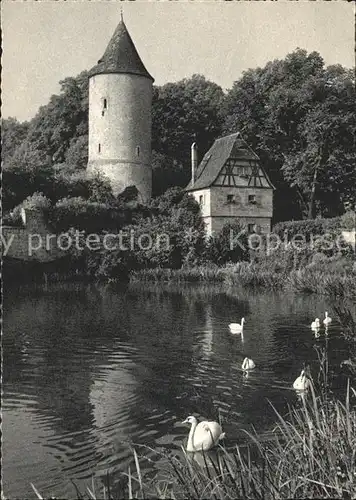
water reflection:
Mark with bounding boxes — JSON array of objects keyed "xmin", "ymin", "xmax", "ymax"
[{"xmin": 3, "ymin": 282, "xmax": 352, "ymax": 499}]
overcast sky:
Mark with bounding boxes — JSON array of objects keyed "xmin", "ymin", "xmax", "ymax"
[{"xmin": 2, "ymin": 1, "xmax": 354, "ymax": 123}]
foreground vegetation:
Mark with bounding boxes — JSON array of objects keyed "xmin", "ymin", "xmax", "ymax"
[
  {"xmin": 128, "ymin": 388, "xmax": 356, "ymax": 499},
  {"xmin": 31, "ymin": 382, "xmax": 356, "ymax": 499}
]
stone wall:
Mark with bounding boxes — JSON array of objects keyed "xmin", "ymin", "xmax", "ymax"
[
  {"xmin": 190, "ymin": 189, "xmax": 211, "ymax": 218},
  {"xmin": 206, "ymin": 216, "xmax": 271, "ymax": 235},
  {"xmin": 1, "ymin": 209, "xmax": 65, "ymax": 262},
  {"xmin": 210, "ymin": 186, "xmax": 273, "ymax": 219},
  {"xmin": 191, "ymin": 186, "xmax": 273, "ymax": 236}
]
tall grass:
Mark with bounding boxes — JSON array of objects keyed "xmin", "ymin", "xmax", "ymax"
[
  {"xmin": 333, "ymin": 304, "xmax": 356, "ymax": 342},
  {"xmin": 31, "ymin": 384, "xmax": 356, "ymax": 499},
  {"xmin": 130, "ymin": 265, "xmax": 227, "ymax": 283},
  {"xmin": 131, "ymin": 263, "xmax": 355, "ymax": 299},
  {"xmin": 289, "ymin": 270, "xmax": 356, "ymax": 300},
  {"xmin": 146, "ymin": 385, "xmax": 356, "ymax": 499}
]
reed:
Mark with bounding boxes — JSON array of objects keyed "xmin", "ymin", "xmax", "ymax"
[
  {"xmin": 130, "ymin": 265, "xmax": 226, "ymax": 283},
  {"xmin": 289, "ymin": 270, "xmax": 356, "ymax": 300},
  {"xmin": 30, "ymin": 384, "xmax": 356, "ymax": 499},
  {"xmin": 131, "ymin": 264, "xmax": 355, "ymax": 300}
]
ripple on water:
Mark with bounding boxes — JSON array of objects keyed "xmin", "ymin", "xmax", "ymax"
[
  {"xmin": 3, "ymin": 283, "xmax": 350, "ymax": 499},
  {"xmin": 3, "ymin": 392, "xmax": 40, "ymax": 411}
]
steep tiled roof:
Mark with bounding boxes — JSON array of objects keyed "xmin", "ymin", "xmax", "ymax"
[
  {"xmin": 186, "ymin": 132, "xmax": 272, "ymax": 191},
  {"xmin": 89, "ymin": 20, "xmax": 154, "ymax": 81}
]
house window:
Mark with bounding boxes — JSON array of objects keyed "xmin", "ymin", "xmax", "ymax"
[
  {"xmin": 136, "ymin": 146, "xmax": 140, "ymax": 157},
  {"xmin": 248, "ymin": 223, "xmax": 255, "ymax": 233},
  {"xmin": 248, "ymin": 194, "xmax": 256, "ymax": 204},
  {"xmin": 227, "ymin": 194, "xmax": 235, "ymax": 204},
  {"xmin": 199, "ymin": 195, "xmax": 204, "ymax": 206},
  {"xmin": 98, "ymin": 143, "xmax": 101, "ymax": 153}
]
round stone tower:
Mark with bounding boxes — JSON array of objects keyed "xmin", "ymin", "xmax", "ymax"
[{"xmin": 87, "ymin": 18, "xmax": 154, "ymax": 202}]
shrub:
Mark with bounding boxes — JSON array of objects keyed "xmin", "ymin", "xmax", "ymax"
[
  {"xmin": 273, "ymin": 214, "xmax": 354, "ymax": 241},
  {"xmin": 50, "ymin": 196, "xmax": 126, "ymax": 233},
  {"xmin": 340, "ymin": 210, "xmax": 356, "ymax": 231},
  {"xmin": 273, "ymin": 215, "xmax": 354, "ymax": 258},
  {"xmin": 53, "ymin": 171, "xmax": 91, "ymax": 200},
  {"xmin": 22, "ymin": 191, "xmax": 52, "ymax": 210},
  {"xmin": 205, "ymin": 222, "xmax": 249, "ymax": 265},
  {"xmin": 3, "ymin": 192, "xmax": 52, "ymax": 226},
  {"xmin": 63, "ymin": 187, "xmax": 207, "ymax": 279}
]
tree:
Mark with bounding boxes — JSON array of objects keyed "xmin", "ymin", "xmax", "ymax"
[
  {"xmin": 25, "ymin": 72, "xmax": 89, "ymax": 164},
  {"xmin": 2, "ymin": 72, "xmax": 90, "ymax": 210},
  {"xmin": 152, "ymin": 75, "xmax": 225, "ymax": 187},
  {"xmin": 151, "ymin": 150, "xmax": 186, "ymax": 196},
  {"xmin": 63, "ymin": 135, "xmax": 89, "ymax": 172},
  {"xmin": 1, "ymin": 117, "xmax": 29, "ymax": 160},
  {"xmin": 223, "ymin": 49, "xmax": 355, "ymax": 219},
  {"xmin": 2, "ymin": 143, "xmax": 55, "ymax": 210},
  {"xmin": 282, "ymin": 69, "xmax": 356, "ymax": 218}
]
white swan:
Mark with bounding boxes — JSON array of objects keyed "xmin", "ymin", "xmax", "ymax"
[
  {"xmin": 323, "ymin": 312, "xmax": 332, "ymax": 326},
  {"xmin": 311, "ymin": 318, "xmax": 320, "ymax": 329},
  {"xmin": 293, "ymin": 369, "xmax": 310, "ymax": 391},
  {"xmin": 182, "ymin": 416, "xmax": 225, "ymax": 452},
  {"xmin": 229, "ymin": 318, "xmax": 245, "ymax": 334},
  {"xmin": 242, "ymin": 357, "xmax": 255, "ymax": 371}
]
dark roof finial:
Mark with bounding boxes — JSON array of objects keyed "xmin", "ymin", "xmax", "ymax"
[
  {"xmin": 89, "ymin": 16, "xmax": 154, "ymax": 81},
  {"xmin": 120, "ymin": 7, "xmax": 123, "ymax": 23}
]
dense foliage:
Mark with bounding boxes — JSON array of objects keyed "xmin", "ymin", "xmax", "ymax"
[
  {"xmin": 3, "ymin": 49, "xmax": 354, "ymax": 220},
  {"xmin": 151, "ymin": 75, "xmax": 225, "ymax": 193},
  {"xmin": 273, "ymin": 212, "xmax": 355, "ymax": 239},
  {"xmin": 223, "ymin": 50, "xmax": 356, "ymax": 219}
]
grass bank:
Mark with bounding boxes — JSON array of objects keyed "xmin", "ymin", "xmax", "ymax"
[{"xmin": 131, "ymin": 260, "xmax": 356, "ymax": 300}]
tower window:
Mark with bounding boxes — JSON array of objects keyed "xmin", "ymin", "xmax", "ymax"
[
  {"xmin": 102, "ymin": 98, "xmax": 108, "ymax": 116},
  {"xmin": 248, "ymin": 223, "xmax": 255, "ymax": 233},
  {"xmin": 98, "ymin": 143, "xmax": 101, "ymax": 153},
  {"xmin": 136, "ymin": 146, "xmax": 140, "ymax": 157},
  {"xmin": 199, "ymin": 195, "xmax": 204, "ymax": 206},
  {"xmin": 248, "ymin": 194, "xmax": 256, "ymax": 204},
  {"xmin": 227, "ymin": 194, "xmax": 235, "ymax": 204}
]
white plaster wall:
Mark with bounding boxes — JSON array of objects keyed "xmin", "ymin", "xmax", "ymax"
[{"xmin": 88, "ymin": 73, "xmax": 152, "ymax": 201}]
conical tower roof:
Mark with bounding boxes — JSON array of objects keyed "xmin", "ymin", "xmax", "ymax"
[{"xmin": 89, "ymin": 20, "xmax": 154, "ymax": 81}]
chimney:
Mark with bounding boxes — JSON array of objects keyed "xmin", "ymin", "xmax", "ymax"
[{"xmin": 191, "ymin": 142, "xmax": 198, "ymax": 187}]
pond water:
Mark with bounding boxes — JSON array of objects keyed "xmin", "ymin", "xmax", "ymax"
[{"xmin": 3, "ymin": 282, "xmax": 353, "ymax": 498}]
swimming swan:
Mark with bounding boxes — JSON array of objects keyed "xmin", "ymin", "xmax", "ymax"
[
  {"xmin": 182, "ymin": 416, "xmax": 225, "ymax": 452},
  {"xmin": 293, "ymin": 369, "xmax": 310, "ymax": 391},
  {"xmin": 323, "ymin": 312, "xmax": 332, "ymax": 326},
  {"xmin": 242, "ymin": 357, "xmax": 255, "ymax": 371},
  {"xmin": 229, "ymin": 318, "xmax": 245, "ymax": 334},
  {"xmin": 311, "ymin": 318, "xmax": 320, "ymax": 329}
]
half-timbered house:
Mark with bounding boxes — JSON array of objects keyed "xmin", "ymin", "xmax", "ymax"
[{"xmin": 186, "ymin": 132, "xmax": 275, "ymax": 235}]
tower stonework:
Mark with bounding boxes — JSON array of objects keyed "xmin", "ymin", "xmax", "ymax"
[{"xmin": 87, "ymin": 20, "xmax": 154, "ymax": 202}]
